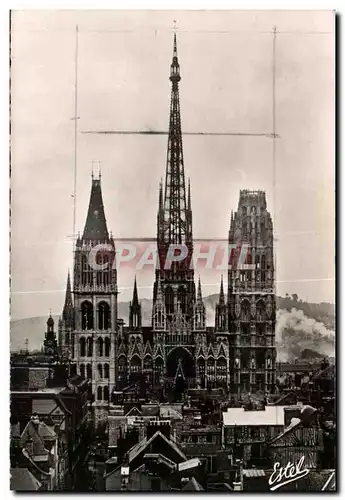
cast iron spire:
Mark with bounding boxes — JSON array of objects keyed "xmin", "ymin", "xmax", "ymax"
[{"xmin": 159, "ymin": 32, "xmax": 192, "ymax": 246}]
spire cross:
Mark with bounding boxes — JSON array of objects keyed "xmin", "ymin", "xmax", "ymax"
[
  {"xmin": 89, "ymin": 160, "xmax": 102, "ymax": 179},
  {"xmin": 97, "ymin": 160, "xmax": 102, "ymax": 178},
  {"xmin": 89, "ymin": 160, "xmax": 95, "ymax": 178}
]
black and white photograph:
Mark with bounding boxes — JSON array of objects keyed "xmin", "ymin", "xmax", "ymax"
[{"xmin": 9, "ymin": 9, "xmax": 336, "ymax": 492}]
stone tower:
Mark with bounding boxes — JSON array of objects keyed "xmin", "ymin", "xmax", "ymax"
[
  {"xmin": 228, "ymin": 190, "xmax": 276, "ymax": 397},
  {"xmin": 44, "ymin": 314, "xmax": 58, "ymax": 357},
  {"xmin": 72, "ymin": 174, "xmax": 118, "ymax": 422}
]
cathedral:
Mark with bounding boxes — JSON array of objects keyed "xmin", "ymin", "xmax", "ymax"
[{"xmin": 57, "ymin": 33, "xmax": 277, "ymax": 420}]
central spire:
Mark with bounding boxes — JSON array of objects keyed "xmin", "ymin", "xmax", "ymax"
[
  {"xmin": 159, "ymin": 32, "xmax": 192, "ymax": 246},
  {"xmin": 153, "ymin": 32, "xmax": 195, "ymax": 324}
]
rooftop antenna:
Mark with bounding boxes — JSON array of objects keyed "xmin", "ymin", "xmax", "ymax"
[{"xmin": 71, "ymin": 25, "xmax": 80, "ymax": 255}]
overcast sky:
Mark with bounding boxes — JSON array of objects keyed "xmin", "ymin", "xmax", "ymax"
[{"xmin": 11, "ymin": 10, "xmax": 335, "ymax": 320}]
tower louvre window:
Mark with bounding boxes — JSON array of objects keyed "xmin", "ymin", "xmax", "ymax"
[
  {"xmin": 87, "ymin": 337, "xmax": 93, "ymax": 356},
  {"xmin": 98, "ymin": 301, "xmax": 110, "ymax": 330},
  {"xmin": 105, "ymin": 337, "xmax": 110, "ymax": 357},
  {"xmin": 79, "ymin": 338, "xmax": 86, "ymax": 357},
  {"xmin": 81, "ymin": 301, "xmax": 93, "ymax": 330},
  {"xmin": 97, "ymin": 337, "xmax": 104, "ymax": 357}
]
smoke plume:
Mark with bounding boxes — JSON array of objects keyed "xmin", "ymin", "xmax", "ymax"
[{"xmin": 276, "ymin": 307, "xmax": 335, "ymax": 362}]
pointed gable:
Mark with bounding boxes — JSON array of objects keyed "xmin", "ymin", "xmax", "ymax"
[
  {"xmin": 208, "ymin": 345, "xmax": 215, "ymax": 358},
  {"xmin": 196, "ymin": 345, "xmax": 205, "ymax": 358},
  {"xmin": 144, "ymin": 341, "xmax": 152, "ymax": 355},
  {"xmin": 218, "ymin": 343, "xmax": 227, "ymax": 359}
]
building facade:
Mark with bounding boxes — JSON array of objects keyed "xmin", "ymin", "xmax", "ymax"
[{"xmin": 58, "ymin": 33, "xmax": 277, "ymax": 419}]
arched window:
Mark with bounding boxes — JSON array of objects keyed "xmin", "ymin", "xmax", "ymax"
[
  {"xmin": 87, "ymin": 337, "xmax": 93, "ymax": 357},
  {"xmin": 80, "ymin": 338, "xmax": 86, "ymax": 357},
  {"xmin": 105, "ymin": 337, "xmax": 110, "ymax": 357},
  {"xmin": 118, "ymin": 356, "xmax": 127, "ymax": 375},
  {"xmin": 178, "ymin": 286, "xmax": 187, "ymax": 314},
  {"xmin": 241, "ymin": 300, "xmax": 250, "ymax": 322},
  {"xmin": 86, "ymin": 363, "xmax": 92, "ymax": 379},
  {"xmin": 98, "ymin": 302, "xmax": 110, "ymax": 330},
  {"xmin": 154, "ymin": 357, "xmax": 164, "ymax": 383},
  {"xmin": 97, "ymin": 386, "xmax": 103, "ymax": 401},
  {"xmin": 96, "ymin": 251, "xmax": 110, "ymax": 287},
  {"xmin": 97, "ymin": 337, "xmax": 104, "ymax": 357},
  {"xmin": 104, "ymin": 385, "xmax": 109, "ymax": 402},
  {"xmin": 257, "ymin": 301, "xmax": 266, "ymax": 322},
  {"xmin": 81, "ymin": 254, "xmax": 93, "ymax": 287},
  {"xmin": 165, "ymin": 286, "xmax": 174, "ymax": 315},
  {"xmin": 104, "ymin": 363, "xmax": 109, "ymax": 379},
  {"xmin": 81, "ymin": 301, "xmax": 93, "ymax": 330},
  {"xmin": 81, "ymin": 254, "xmax": 88, "ymax": 286},
  {"xmin": 144, "ymin": 356, "xmax": 151, "ymax": 371},
  {"xmin": 80, "ymin": 364, "xmax": 85, "ymax": 378},
  {"xmin": 98, "ymin": 364, "xmax": 103, "ymax": 378},
  {"xmin": 130, "ymin": 356, "xmax": 141, "ymax": 373}
]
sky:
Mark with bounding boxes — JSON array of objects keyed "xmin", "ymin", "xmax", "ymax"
[{"xmin": 10, "ymin": 10, "xmax": 335, "ymax": 320}]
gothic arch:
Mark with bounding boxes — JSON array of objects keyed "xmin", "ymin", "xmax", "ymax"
[
  {"xmin": 86, "ymin": 363, "xmax": 92, "ymax": 379},
  {"xmin": 118, "ymin": 355, "xmax": 127, "ymax": 375},
  {"xmin": 105, "ymin": 337, "xmax": 111, "ymax": 357},
  {"xmin": 130, "ymin": 355, "xmax": 141, "ymax": 373},
  {"xmin": 104, "ymin": 363, "xmax": 110, "ymax": 379},
  {"xmin": 166, "ymin": 346, "xmax": 195, "ymax": 379},
  {"xmin": 81, "ymin": 301, "xmax": 94, "ymax": 330},
  {"xmin": 79, "ymin": 337, "xmax": 86, "ymax": 357},
  {"xmin": 87, "ymin": 337, "xmax": 93, "ymax": 357},
  {"xmin": 97, "ymin": 386, "xmax": 103, "ymax": 401},
  {"xmin": 98, "ymin": 301, "xmax": 110, "ymax": 330},
  {"xmin": 256, "ymin": 300, "xmax": 266, "ymax": 322},
  {"xmin": 104, "ymin": 385, "xmax": 109, "ymax": 401},
  {"xmin": 178, "ymin": 286, "xmax": 187, "ymax": 314},
  {"xmin": 241, "ymin": 299, "xmax": 251, "ymax": 322},
  {"xmin": 144, "ymin": 355, "xmax": 152, "ymax": 371},
  {"xmin": 97, "ymin": 363, "xmax": 103, "ymax": 378},
  {"xmin": 80, "ymin": 364, "xmax": 85, "ymax": 378},
  {"xmin": 97, "ymin": 337, "xmax": 104, "ymax": 357}
]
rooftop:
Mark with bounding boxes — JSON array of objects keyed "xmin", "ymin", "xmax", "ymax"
[{"xmin": 223, "ymin": 406, "xmax": 285, "ymax": 427}]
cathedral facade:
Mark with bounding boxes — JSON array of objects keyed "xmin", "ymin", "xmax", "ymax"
[{"xmin": 57, "ymin": 33, "xmax": 276, "ymax": 418}]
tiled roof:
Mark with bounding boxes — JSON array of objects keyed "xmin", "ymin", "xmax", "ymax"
[{"xmin": 10, "ymin": 468, "xmax": 42, "ymax": 491}]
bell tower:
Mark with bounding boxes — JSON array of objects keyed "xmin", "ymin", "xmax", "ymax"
[
  {"xmin": 73, "ymin": 174, "xmax": 118, "ymax": 422},
  {"xmin": 228, "ymin": 190, "xmax": 276, "ymax": 397}
]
